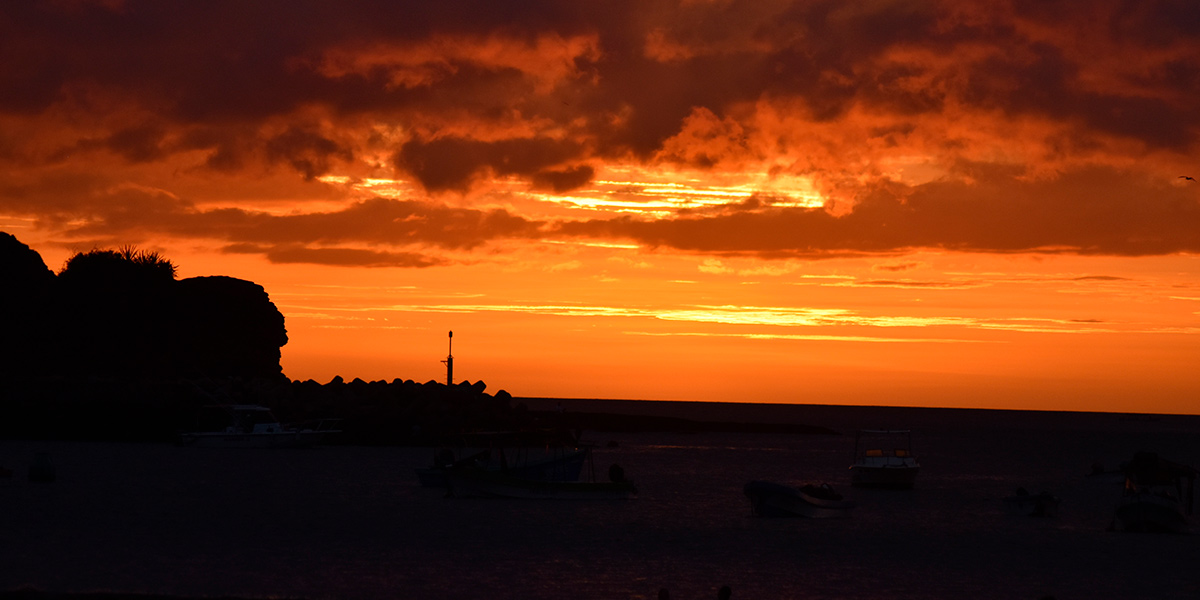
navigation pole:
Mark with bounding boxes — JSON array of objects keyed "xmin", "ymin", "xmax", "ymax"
[{"xmin": 441, "ymin": 330, "xmax": 454, "ymax": 385}]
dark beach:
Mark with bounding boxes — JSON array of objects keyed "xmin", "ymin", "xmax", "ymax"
[{"xmin": 4, "ymin": 399, "xmax": 1199, "ymax": 600}]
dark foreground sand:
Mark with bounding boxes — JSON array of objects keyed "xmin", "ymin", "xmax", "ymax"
[{"xmin": 4, "ymin": 401, "xmax": 1200, "ymax": 599}]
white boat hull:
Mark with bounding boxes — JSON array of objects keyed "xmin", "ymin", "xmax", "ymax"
[{"xmin": 179, "ymin": 405, "xmax": 339, "ymax": 448}]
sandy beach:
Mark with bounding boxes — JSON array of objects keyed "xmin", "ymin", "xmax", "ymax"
[{"xmin": 3, "ymin": 401, "xmax": 1199, "ymax": 599}]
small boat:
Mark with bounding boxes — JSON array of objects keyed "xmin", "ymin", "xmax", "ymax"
[
  {"xmin": 444, "ymin": 442, "xmax": 635, "ymax": 500},
  {"xmin": 849, "ymin": 429, "xmax": 920, "ymax": 489},
  {"xmin": 744, "ymin": 480, "xmax": 856, "ymax": 518},
  {"xmin": 1109, "ymin": 451, "xmax": 1196, "ymax": 533},
  {"xmin": 178, "ymin": 404, "xmax": 341, "ymax": 448},
  {"xmin": 415, "ymin": 429, "xmax": 588, "ymax": 488},
  {"xmin": 416, "ymin": 446, "xmax": 589, "ymax": 488},
  {"xmin": 1003, "ymin": 487, "xmax": 1061, "ymax": 517},
  {"xmin": 443, "ymin": 466, "xmax": 637, "ymax": 500}
]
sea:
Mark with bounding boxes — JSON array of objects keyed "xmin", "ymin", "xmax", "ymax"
[{"xmin": 2, "ymin": 399, "xmax": 1199, "ymax": 600}]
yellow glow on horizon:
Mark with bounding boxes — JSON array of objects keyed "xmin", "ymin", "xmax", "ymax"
[
  {"xmin": 629, "ymin": 331, "xmax": 986, "ymax": 344},
  {"xmin": 315, "ymin": 165, "xmax": 826, "ymax": 220},
  {"xmin": 272, "ymin": 297, "xmax": 1175, "ymax": 337},
  {"xmin": 539, "ymin": 239, "xmax": 641, "ymax": 249}
]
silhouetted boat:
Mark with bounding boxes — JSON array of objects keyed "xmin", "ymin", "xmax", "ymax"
[
  {"xmin": 850, "ymin": 429, "xmax": 920, "ymax": 489},
  {"xmin": 178, "ymin": 404, "xmax": 341, "ymax": 448},
  {"xmin": 744, "ymin": 480, "xmax": 856, "ymax": 518},
  {"xmin": 415, "ymin": 429, "xmax": 588, "ymax": 488},
  {"xmin": 439, "ymin": 436, "xmax": 635, "ymax": 499},
  {"xmin": 443, "ymin": 466, "xmax": 637, "ymax": 499},
  {"xmin": 1003, "ymin": 488, "xmax": 1061, "ymax": 517},
  {"xmin": 416, "ymin": 446, "xmax": 589, "ymax": 488},
  {"xmin": 1109, "ymin": 452, "xmax": 1195, "ymax": 533}
]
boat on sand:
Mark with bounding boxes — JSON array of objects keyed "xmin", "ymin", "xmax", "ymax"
[
  {"xmin": 415, "ymin": 429, "xmax": 589, "ymax": 488},
  {"xmin": 744, "ymin": 480, "xmax": 856, "ymax": 518},
  {"xmin": 1109, "ymin": 451, "xmax": 1195, "ymax": 533},
  {"xmin": 442, "ymin": 441, "xmax": 636, "ymax": 500}
]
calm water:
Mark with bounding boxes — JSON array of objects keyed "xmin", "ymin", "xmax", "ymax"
[{"xmin": 3, "ymin": 401, "xmax": 1200, "ymax": 599}]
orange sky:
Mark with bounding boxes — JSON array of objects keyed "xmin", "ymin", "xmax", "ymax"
[{"xmin": 2, "ymin": 0, "xmax": 1199, "ymax": 414}]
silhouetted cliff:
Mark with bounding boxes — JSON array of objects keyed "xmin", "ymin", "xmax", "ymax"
[
  {"xmin": 0, "ymin": 232, "xmax": 831, "ymax": 444},
  {"xmin": 175, "ymin": 276, "xmax": 288, "ymax": 380},
  {"xmin": 0, "ymin": 232, "xmax": 527, "ymax": 443},
  {"xmin": 0, "ymin": 233, "xmax": 57, "ymax": 377},
  {"xmin": 0, "ymin": 233, "xmax": 287, "ymax": 381}
]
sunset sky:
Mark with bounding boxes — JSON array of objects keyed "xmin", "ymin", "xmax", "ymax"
[{"xmin": 2, "ymin": 0, "xmax": 1198, "ymax": 414}]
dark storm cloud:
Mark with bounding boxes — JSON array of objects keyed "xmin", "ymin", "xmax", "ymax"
[
  {"xmin": 93, "ymin": 124, "xmax": 170, "ymax": 163},
  {"xmin": 223, "ymin": 243, "xmax": 447, "ymax": 268},
  {"xmin": 394, "ymin": 136, "xmax": 588, "ymax": 193},
  {"xmin": 264, "ymin": 127, "xmax": 354, "ymax": 181},
  {"xmin": 553, "ymin": 165, "xmax": 1200, "ymax": 257},
  {"xmin": 960, "ymin": 42, "xmax": 1192, "ymax": 150},
  {"xmin": 531, "ymin": 165, "xmax": 595, "ymax": 193},
  {"xmin": 2, "ymin": 0, "xmax": 1200, "ymax": 261},
  {"xmin": 170, "ymin": 198, "xmax": 544, "ymax": 252},
  {"xmin": 4, "ymin": 0, "xmax": 1199, "ymax": 153},
  {"xmin": 6, "ymin": 181, "xmax": 544, "ymax": 263}
]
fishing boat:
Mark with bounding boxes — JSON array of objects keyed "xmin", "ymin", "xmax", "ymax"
[
  {"xmin": 849, "ymin": 429, "xmax": 920, "ymax": 489},
  {"xmin": 178, "ymin": 404, "xmax": 341, "ymax": 448},
  {"xmin": 1109, "ymin": 451, "xmax": 1195, "ymax": 533},
  {"xmin": 744, "ymin": 480, "xmax": 856, "ymax": 518}
]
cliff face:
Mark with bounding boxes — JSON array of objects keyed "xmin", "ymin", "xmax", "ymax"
[
  {"xmin": 0, "ymin": 232, "xmax": 288, "ymax": 381},
  {"xmin": 175, "ymin": 276, "xmax": 288, "ymax": 380},
  {"xmin": 0, "ymin": 232, "xmax": 58, "ymax": 376},
  {"xmin": 0, "ymin": 232, "xmax": 527, "ymax": 445}
]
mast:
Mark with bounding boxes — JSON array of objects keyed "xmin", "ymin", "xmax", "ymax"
[{"xmin": 441, "ymin": 330, "xmax": 454, "ymax": 385}]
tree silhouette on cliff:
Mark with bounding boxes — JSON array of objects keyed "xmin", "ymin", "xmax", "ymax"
[{"xmin": 57, "ymin": 246, "xmax": 181, "ymax": 378}]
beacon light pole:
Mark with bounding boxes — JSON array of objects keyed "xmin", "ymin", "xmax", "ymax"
[{"xmin": 441, "ymin": 330, "xmax": 453, "ymax": 385}]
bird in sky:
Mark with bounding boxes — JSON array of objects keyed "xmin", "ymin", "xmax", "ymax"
[{"xmin": 1180, "ymin": 175, "xmax": 1195, "ymax": 181}]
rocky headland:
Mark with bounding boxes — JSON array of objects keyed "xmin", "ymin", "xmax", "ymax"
[{"xmin": 1, "ymin": 231, "xmax": 832, "ymax": 444}]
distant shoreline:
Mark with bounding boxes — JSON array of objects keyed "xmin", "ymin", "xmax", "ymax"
[
  {"xmin": 522, "ymin": 401, "xmax": 841, "ymax": 436},
  {"xmin": 515, "ymin": 396, "xmax": 1200, "ymax": 435}
]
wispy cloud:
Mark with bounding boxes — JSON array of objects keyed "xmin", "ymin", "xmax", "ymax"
[
  {"xmin": 829, "ymin": 279, "xmax": 990, "ymax": 290},
  {"xmin": 287, "ymin": 301, "xmax": 1158, "ymax": 336},
  {"xmin": 628, "ymin": 331, "xmax": 985, "ymax": 344}
]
